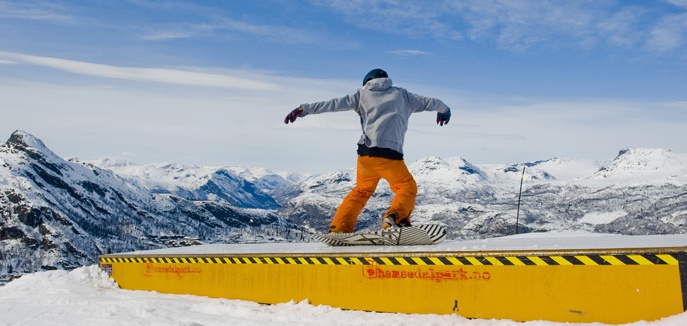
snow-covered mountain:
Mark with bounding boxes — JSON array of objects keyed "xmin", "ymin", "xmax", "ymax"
[
  {"xmin": 90, "ymin": 159, "xmax": 280, "ymax": 209},
  {"xmin": 592, "ymin": 148, "xmax": 687, "ymax": 182},
  {"xmin": 280, "ymin": 148, "xmax": 687, "ymax": 239},
  {"xmin": 89, "ymin": 160, "xmax": 308, "ymax": 208},
  {"xmin": 2, "ymin": 130, "xmax": 687, "ymax": 276},
  {"xmin": 0, "ymin": 131, "xmax": 307, "ymax": 275}
]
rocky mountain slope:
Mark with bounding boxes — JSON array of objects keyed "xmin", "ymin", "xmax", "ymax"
[{"xmin": 0, "ymin": 131, "xmax": 306, "ymax": 275}]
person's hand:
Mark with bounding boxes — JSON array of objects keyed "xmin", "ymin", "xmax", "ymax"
[
  {"xmin": 436, "ymin": 110, "xmax": 451, "ymax": 126},
  {"xmin": 284, "ymin": 107, "xmax": 304, "ymax": 124}
]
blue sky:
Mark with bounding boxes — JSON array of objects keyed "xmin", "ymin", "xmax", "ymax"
[{"xmin": 1, "ymin": 0, "xmax": 687, "ymax": 173}]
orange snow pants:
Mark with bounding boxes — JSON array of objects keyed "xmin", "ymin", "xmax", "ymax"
[{"xmin": 329, "ymin": 156, "xmax": 417, "ymax": 233}]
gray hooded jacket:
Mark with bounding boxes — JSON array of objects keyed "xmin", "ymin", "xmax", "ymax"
[{"xmin": 300, "ymin": 78, "xmax": 450, "ymax": 155}]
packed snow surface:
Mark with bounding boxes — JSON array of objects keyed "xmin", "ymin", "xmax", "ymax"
[
  {"xmin": 579, "ymin": 211, "xmax": 627, "ymax": 225},
  {"xmin": 117, "ymin": 231, "xmax": 687, "ymax": 256},
  {"xmin": 3, "ymin": 232, "xmax": 687, "ymax": 326}
]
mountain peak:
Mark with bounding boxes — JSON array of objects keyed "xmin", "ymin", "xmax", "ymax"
[
  {"xmin": 6, "ymin": 130, "xmax": 49, "ymax": 152},
  {"xmin": 615, "ymin": 147, "xmax": 672, "ymax": 159},
  {"xmin": 594, "ymin": 147, "xmax": 687, "ymax": 181},
  {"xmin": 606, "ymin": 147, "xmax": 675, "ymax": 168},
  {"xmin": 3, "ymin": 130, "xmax": 65, "ymax": 169}
]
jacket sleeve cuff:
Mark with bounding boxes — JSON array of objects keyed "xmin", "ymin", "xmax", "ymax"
[{"xmin": 298, "ymin": 104, "xmax": 310, "ymax": 116}]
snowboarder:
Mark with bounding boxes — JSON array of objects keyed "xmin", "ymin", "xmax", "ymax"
[{"xmin": 284, "ymin": 68, "xmax": 451, "ymax": 233}]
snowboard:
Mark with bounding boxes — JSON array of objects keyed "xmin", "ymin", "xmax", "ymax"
[{"xmin": 312, "ymin": 223, "xmax": 446, "ymax": 246}]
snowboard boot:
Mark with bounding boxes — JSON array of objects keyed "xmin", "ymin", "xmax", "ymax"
[{"xmin": 382, "ymin": 212, "xmax": 411, "ymax": 230}]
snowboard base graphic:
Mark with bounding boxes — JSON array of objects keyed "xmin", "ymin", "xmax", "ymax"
[{"xmin": 312, "ymin": 224, "xmax": 446, "ymax": 246}]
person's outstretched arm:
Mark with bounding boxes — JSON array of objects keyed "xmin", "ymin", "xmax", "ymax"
[
  {"xmin": 406, "ymin": 92, "xmax": 451, "ymax": 126},
  {"xmin": 283, "ymin": 92, "xmax": 360, "ymax": 124}
]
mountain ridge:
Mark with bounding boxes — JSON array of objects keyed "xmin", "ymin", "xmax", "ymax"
[
  {"xmin": 2, "ymin": 130, "xmax": 687, "ymax": 276},
  {"xmin": 1, "ymin": 131, "xmax": 306, "ymax": 275}
]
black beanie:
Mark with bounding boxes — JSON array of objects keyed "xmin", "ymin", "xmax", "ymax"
[{"xmin": 363, "ymin": 69, "xmax": 388, "ymax": 86}]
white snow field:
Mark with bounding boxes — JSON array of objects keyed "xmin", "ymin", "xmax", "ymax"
[{"xmin": 3, "ymin": 232, "xmax": 687, "ymax": 326}]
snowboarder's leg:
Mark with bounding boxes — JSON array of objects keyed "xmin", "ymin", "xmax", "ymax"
[
  {"xmin": 329, "ymin": 157, "xmax": 380, "ymax": 233},
  {"xmin": 377, "ymin": 158, "xmax": 417, "ymax": 224}
]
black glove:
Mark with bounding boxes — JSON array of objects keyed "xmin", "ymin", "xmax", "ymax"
[
  {"xmin": 284, "ymin": 107, "xmax": 304, "ymax": 124},
  {"xmin": 436, "ymin": 110, "xmax": 451, "ymax": 126}
]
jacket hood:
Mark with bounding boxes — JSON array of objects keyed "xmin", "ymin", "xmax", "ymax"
[{"xmin": 363, "ymin": 77, "xmax": 393, "ymax": 91}]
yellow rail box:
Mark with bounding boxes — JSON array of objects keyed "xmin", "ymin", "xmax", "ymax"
[{"xmin": 100, "ymin": 237, "xmax": 687, "ymax": 324}]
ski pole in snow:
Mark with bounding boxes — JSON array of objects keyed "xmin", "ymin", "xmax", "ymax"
[{"xmin": 515, "ymin": 166, "xmax": 526, "ymax": 235}]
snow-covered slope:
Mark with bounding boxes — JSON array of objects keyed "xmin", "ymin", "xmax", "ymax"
[
  {"xmin": 592, "ymin": 148, "xmax": 687, "ymax": 184},
  {"xmin": 480, "ymin": 157, "xmax": 605, "ymax": 184},
  {"xmin": 0, "ymin": 131, "xmax": 305, "ymax": 275},
  {"xmin": 3, "ymin": 233, "xmax": 687, "ymax": 326},
  {"xmin": 91, "ymin": 159, "xmax": 281, "ymax": 209}
]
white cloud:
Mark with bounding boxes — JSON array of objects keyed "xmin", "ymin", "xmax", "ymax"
[
  {"xmin": 314, "ymin": 0, "xmax": 687, "ymax": 54},
  {"xmin": 140, "ymin": 25, "xmax": 211, "ymax": 41},
  {"xmin": 140, "ymin": 17, "xmax": 328, "ymax": 45},
  {"xmin": 597, "ymin": 7, "xmax": 647, "ymax": 48},
  {"xmin": 318, "ymin": 0, "xmax": 455, "ymax": 38},
  {"xmin": 441, "ymin": 1, "xmax": 620, "ymax": 51},
  {"xmin": 664, "ymin": 0, "xmax": 687, "ymax": 9},
  {"xmin": 389, "ymin": 50, "xmax": 431, "ymax": 56},
  {"xmin": 646, "ymin": 13, "xmax": 687, "ymax": 52},
  {"xmin": 0, "ymin": 51, "xmax": 280, "ymax": 91},
  {"xmin": 124, "ymin": 0, "xmax": 325, "ymax": 44},
  {"xmin": 0, "ymin": 1, "xmax": 74, "ymax": 23}
]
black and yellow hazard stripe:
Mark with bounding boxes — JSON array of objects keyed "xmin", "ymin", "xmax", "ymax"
[
  {"xmin": 99, "ymin": 252, "xmax": 684, "ymax": 266},
  {"xmin": 99, "ymin": 251, "xmax": 687, "ymax": 313}
]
